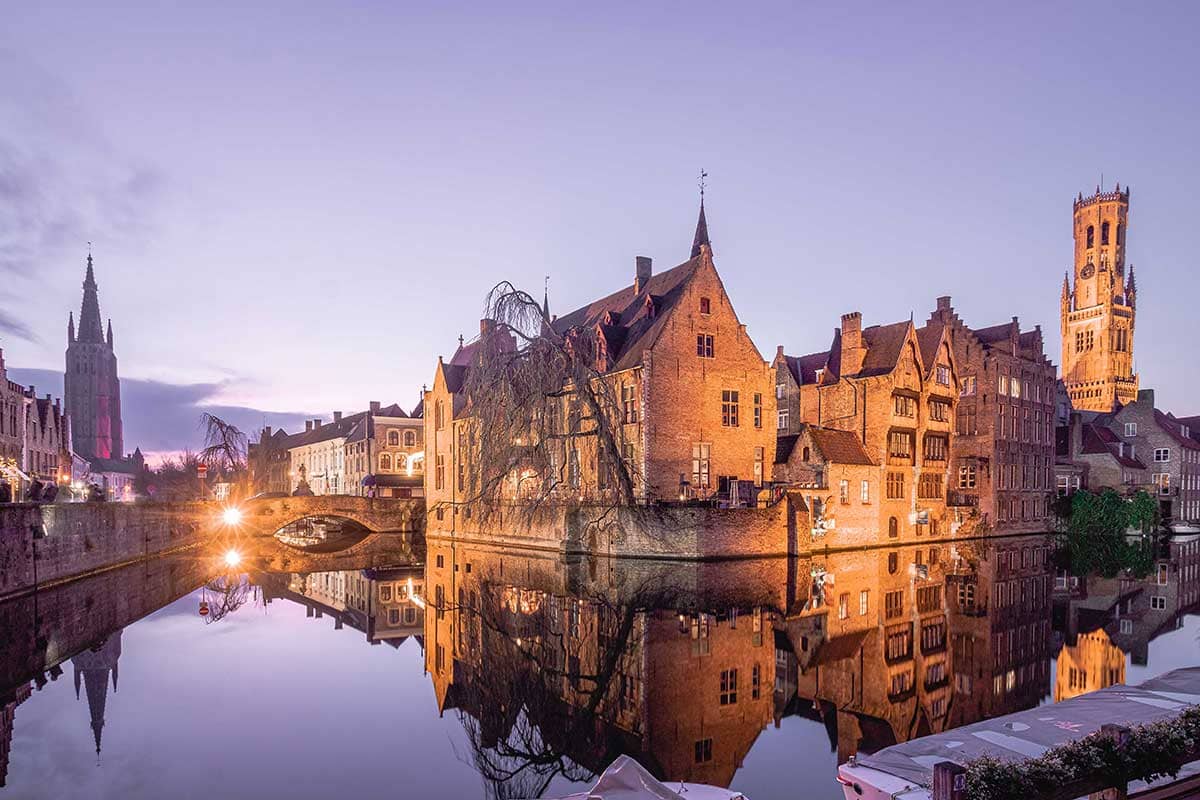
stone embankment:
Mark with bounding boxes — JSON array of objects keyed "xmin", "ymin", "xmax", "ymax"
[{"xmin": 0, "ymin": 502, "xmax": 209, "ymax": 600}]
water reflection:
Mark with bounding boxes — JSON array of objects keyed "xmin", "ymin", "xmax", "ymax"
[{"xmin": 0, "ymin": 532, "xmax": 1197, "ymax": 798}]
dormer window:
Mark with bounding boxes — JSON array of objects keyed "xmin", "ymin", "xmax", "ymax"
[{"xmin": 699, "ymin": 297, "xmax": 711, "ymax": 315}]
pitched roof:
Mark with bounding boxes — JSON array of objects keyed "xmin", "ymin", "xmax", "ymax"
[
  {"xmin": 549, "ymin": 256, "xmax": 702, "ymax": 373},
  {"xmin": 809, "ymin": 426, "xmax": 876, "ymax": 465},
  {"xmin": 1155, "ymin": 410, "xmax": 1200, "ymax": 450},
  {"xmin": 1081, "ymin": 423, "xmax": 1145, "ymax": 469},
  {"xmin": 775, "ymin": 434, "xmax": 800, "ymax": 464},
  {"xmin": 971, "ymin": 322, "xmax": 1012, "ymax": 344},
  {"xmin": 858, "ymin": 320, "xmax": 913, "ymax": 378},
  {"xmin": 915, "ymin": 321, "xmax": 944, "ymax": 375},
  {"xmin": 783, "ymin": 351, "xmax": 833, "ymax": 385},
  {"xmin": 690, "ymin": 201, "xmax": 710, "ymax": 258},
  {"xmin": 285, "ymin": 412, "xmax": 367, "ymax": 448}
]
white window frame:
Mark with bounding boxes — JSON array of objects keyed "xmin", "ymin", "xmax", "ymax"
[{"xmin": 1124, "ymin": 422, "xmax": 1137, "ymax": 437}]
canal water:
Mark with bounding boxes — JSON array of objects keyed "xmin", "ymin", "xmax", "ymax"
[{"xmin": 1, "ymin": 533, "xmax": 1198, "ymax": 799}]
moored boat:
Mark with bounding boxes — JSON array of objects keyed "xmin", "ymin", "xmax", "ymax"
[{"xmin": 536, "ymin": 755, "xmax": 748, "ymax": 800}]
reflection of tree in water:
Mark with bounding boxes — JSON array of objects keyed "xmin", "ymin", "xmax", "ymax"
[
  {"xmin": 448, "ymin": 575, "xmax": 774, "ymax": 800},
  {"xmin": 200, "ymin": 574, "xmax": 253, "ymax": 624}
]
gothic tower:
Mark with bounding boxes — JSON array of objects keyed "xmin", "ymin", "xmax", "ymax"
[
  {"xmin": 71, "ymin": 632, "xmax": 121, "ymax": 761},
  {"xmin": 1060, "ymin": 185, "xmax": 1138, "ymax": 412},
  {"xmin": 65, "ymin": 253, "xmax": 124, "ymax": 461}
]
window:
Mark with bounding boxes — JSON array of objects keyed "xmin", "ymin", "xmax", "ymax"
[
  {"xmin": 380, "ymin": 454, "xmax": 392, "ymax": 471},
  {"xmin": 936, "ymin": 365, "xmax": 951, "ymax": 386},
  {"xmin": 958, "ymin": 464, "xmax": 977, "ymax": 489},
  {"xmin": 752, "ymin": 664, "xmax": 761, "ymax": 699},
  {"xmin": 567, "ymin": 447, "xmax": 581, "ymax": 488},
  {"xmin": 888, "ymin": 552, "xmax": 899, "ymax": 572},
  {"xmin": 924, "ymin": 435, "xmax": 948, "ymax": 462},
  {"xmin": 721, "ymin": 390, "xmax": 739, "ymax": 427},
  {"xmin": 622, "ymin": 384, "xmax": 638, "ymax": 424},
  {"xmin": 960, "ymin": 375, "xmax": 977, "ymax": 396},
  {"xmin": 930, "ymin": 400, "xmax": 950, "ymax": 422},
  {"xmin": 1086, "ymin": 225, "xmax": 1095, "ymax": 248},
  {"xmin": 1155, "ymin": 448, "xmax": 1170, "ymax": 463},
  {"xmin": 435, "ymin": 400, "xmax": 445, "ymax": 430},
  {"xmin": 998, "ymin": 374, "xmax": 1008, "ymax": 396},
  {"xmin": 894, "ymin": 395, "xmax": 916, "ymax": 417},
  {"xmin": 1153, "ymin": 473, "xmax": 1171, "ymax": 495},
  {"xmin": 694, "ymin": 739, "xmax": 713, "ymax": 764},
  {"xmin": 839, "ymin": 479, "xmax": 849, "ymax": 504},
  {"xmin": 885, "ymin": 590, "xmax": 904, "ymax": 620},
  {"xmin": 1010, "ymin": 377, "xmax": 1021, "ymax": 398},
  {"xmin": 889, "ymin": 430, "xmax": 914, "ymax": 461},
  {"xmin": 719, "ymin": 669, "xmax": 738, "ymax": 705},
  {"xmin": 404, "ymin": 430, "xmax": 416, "ymax": 446},
  {"xmin": 1151, "ymin": 595, "xmax": 1167, "ymax": 611},
  {"xmin": 861, "ymin": 480, "xmax": 870, "ymax": 503},
  {"xmin": 435, "ymin": 454, "xmax": 445, "ymax": 489},
  {"xmin": 387, "ymin": 430, "xmax": 400, "ymax": 446},
  {"xmin": 777, "ymin": 408, "xmax": 789, "ymax": 430},
  {"xmin": 860, "ymin": 590, "xmax": 869, "ymax": 616},
  {"xmin": 753, "ymin": 393, "xmax": 762, "ymax": 428},
  {"xmin": 888, "ymin": 516, "xmax": 899, "ymax": 539},
  {"xmin": 696, "ymin": 334, "xmax": 714, "ymax": 358},
  {"xmin": 838, "ymin": 593, "xmax": 849, "ymax": 619},
  {"xmin": 381, "ymin": 585, "xmax": 393, "ymax": 601},
  {"xmin": 887, "ymin": 473, "xmax": 905, "ymax": 499},
  {"xmin": 1101, "ymin": 220, "xmax": 1110, "ymax": 245},
  {"xmin": 918, "ymin": 473, "xmax": 943, "ymax": 499},
  {"xmin": 699, "ymin": 296, "xmax": 711, "ymax": 315},
  {"xmin": 691, "ymin": 444, "xmax": 711, "ymax": 488}
]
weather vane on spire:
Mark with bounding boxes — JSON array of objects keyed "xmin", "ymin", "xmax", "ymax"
[{"xmin": 698, "ymin": 169, "xmax": 708, "ymax": 200}]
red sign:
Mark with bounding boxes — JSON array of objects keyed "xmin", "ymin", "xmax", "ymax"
[{"xmin": 197, "ymin": 464, "xmax": 208, "ymax": 478}]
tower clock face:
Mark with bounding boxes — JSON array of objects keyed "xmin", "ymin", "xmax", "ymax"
[{"xmin": 1081, "ymin": 263, "xmax": 1096, "ymax": 279}]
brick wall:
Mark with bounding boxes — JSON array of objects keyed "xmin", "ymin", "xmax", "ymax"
[{"xmin": 0, "ymin": 502, "xmax": 208, "ymax": 599}]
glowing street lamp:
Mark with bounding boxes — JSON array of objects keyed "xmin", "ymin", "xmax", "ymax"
[
  {"xmin": 223, "ymin": 549, "xmax": 242, "ymax": 569},
  {"xmin": 220, "ymin": 507, "xmax": 244, "ymax": 526}
]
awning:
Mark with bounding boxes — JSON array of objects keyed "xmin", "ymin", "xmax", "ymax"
[
  {"xmin": 361, "ymin": 474, "xmax": 377, "ymax": 486},
  {"xmin": 0, "ymin": 463, "xmax": 31, "ymax": 481}
]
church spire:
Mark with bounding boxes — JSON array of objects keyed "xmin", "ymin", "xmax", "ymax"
[
  {"xmin": 77, "ymin": 253, "xmax": 105, "ymax": 343},
  {"xmin": 690, "ymin": 169, "xmax": 711, "ymax": 258},
  {"xmin": 68, "ymin": 312, "xmax": 75, "ymax": 344},
  {"xmin": 106, "ymin": 319, "xmax": 113, "ymax": 348}
]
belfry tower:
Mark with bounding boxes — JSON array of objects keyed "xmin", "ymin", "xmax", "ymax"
[
  {"xmin": 65, "ymin": 253, "xmax": 124, "ymax": 461},
  {"xmin": 1060, "ymin": 185, "xmax": 1138, "ymax": 412}
]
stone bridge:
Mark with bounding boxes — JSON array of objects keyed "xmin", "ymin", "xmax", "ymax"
[{"xmin": 235, "ymin": 495, "xmax": 424, "ymax": 537}]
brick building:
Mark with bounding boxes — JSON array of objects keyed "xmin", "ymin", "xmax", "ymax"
[
  {"xmin": 773, "ymin": 423, "xmax": 878, "ymax": 548},
  {"xmin": 923, "ymin": 297, "xmax": 1058, "ymax": 534},
  {"xmin": 1099, "ymin": 390, "xmax": 1200, "ymax": 526},
  {"xmin": 344, "ymin": 401, "xmax": 424, "ymax": 497},
  {"xmin": 774, "ymin": 310, "xmax": 959, "ymax": 542},
  {"xmin": 425, "ymin": 203, "xmax": 775, "ymax": 525},
  {"xmin": 1060, "ymin": 185, "xmax": 1139, "ymax": 412},
  {"xmin": 1055, "ymin": 413, "xmax": 1147, "ymax": 495},
  {"xmin": 248, "ymin": 426, "xmax": 291, "ymax": 495}
]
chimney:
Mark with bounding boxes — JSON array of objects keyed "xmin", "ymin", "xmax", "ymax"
[
  {"xmin": 312, "ymin": 418, "xmax": 322, "ymax": 430},
  {"xmin": 305, "ymin": 420, "xmax": 313, "ymax": 433},
  {"xmin": 775, "ymin": 344, "xmax": 785, "ymax": 364},
  {"xmin": 333, "ymin": 411, "xmax": 342, "ymax": 422},
  {"xmin": 936, "ymin": 295, "xmax": 951, "ymax": 312},
  {"xmin": 840, "ymin": 312, "xmax": 865, "ymax": 376},
  {"xmin": 263, "ymin": 426, "xmax": 273, "ymax": 438},
  {"xmin": 369, "ymin": 401, "xmax": 381, "ymax": 414},
  {"xmin": 1137, "ymin": 388, "xmax": 1154, "ymax": 408},
  {"xmin": 634, "ymin": 256, "xmax": 652, "ymax": 294},
  {"xmin": 1069, "ymin": 412, "xmax": 1083, "ymax": 459}
]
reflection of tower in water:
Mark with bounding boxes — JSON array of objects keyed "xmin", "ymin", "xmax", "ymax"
[
  {"xmin": 0, "ymin": 683, "xmax": 33, "ymax": 787},
  {"xmin": 1054, "ymin": 627, "xmax": 1125, "ymax": 703},
  {"xmin": 72, "ymin": 632, "xmax": 123, "ymax": 763}
]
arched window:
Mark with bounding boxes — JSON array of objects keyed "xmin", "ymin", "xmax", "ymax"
[
  {"xmin": 435, "ymin": 401, "xmax": 444, "ymax": 430},
  {"xmin": 404, "ymin": 430, "xmax": 416, "ymax": 447},
  {"xmin": 1116, "ymin": 223, "xmax": 1125, "ymax": 246},
  {"xmin": 888, "ymin": 516, "xmax": 899, "ymax": 538},
  {"xmin": 380, "ymin": 454, "xmax": 392, "ymax": 471},
  {"xmin": 1086, "ymin": 225, "xmax": 1095, "ymax": 248},
  {"xmin": 396, "ymin": 453, "xmax": 407, "ymax": 469},
  {"xmin": 388, "ymin": 430, "xmax": 400, "ymax": 446},
  {"xmin": 1101, "ymin": 221, "xmax": 1110, "ymax": 245},
  {"xmin": 888, "ymin": 552, "xmax": 898, "ymax": 574}
]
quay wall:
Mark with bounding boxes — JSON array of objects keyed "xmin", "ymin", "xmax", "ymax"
[
  {"xmin": 427, "ymin": 491, "xmax": 810, "ymax": 560},
  {"xmin": 0, "ymin": 502, "xmax": 209, "ymax": 600}
]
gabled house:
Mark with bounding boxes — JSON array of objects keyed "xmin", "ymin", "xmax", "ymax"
[{"xmin": 774, "ymin": 309, "xmax": 960, "ymax": 542}]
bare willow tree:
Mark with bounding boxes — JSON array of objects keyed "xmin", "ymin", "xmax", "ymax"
[
  {"xmin": 458, "ymin": 282, "xmax": 641, "ymax": 528},
  {"xmin": 199, "ymin": 412, "xmax": 248, "ymax": 473}
]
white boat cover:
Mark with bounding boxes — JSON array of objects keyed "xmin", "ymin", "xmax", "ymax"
[
  {"xmin": 539, "ymin": 754, "xmax": 745, "ymax": 800},
  {"xmin": 856, "ymin": 667, "xmax": 1200, "ymax": 787}
]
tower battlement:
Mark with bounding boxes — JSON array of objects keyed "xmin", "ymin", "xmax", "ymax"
[{"xmin": 1073, "ymin": 184, "xmax": 1130, "ymax": 210}]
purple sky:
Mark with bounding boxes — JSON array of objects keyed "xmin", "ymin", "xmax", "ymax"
[{"xmin": 2, "ymin": 2, "xmax": 1198, "ymax": 453}]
